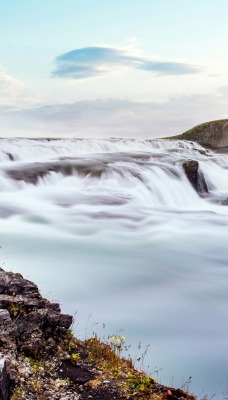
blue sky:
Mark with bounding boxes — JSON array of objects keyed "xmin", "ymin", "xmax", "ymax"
[{"xmin": 0, "ymin": 0, "xmax": 228, "ymax": 137}]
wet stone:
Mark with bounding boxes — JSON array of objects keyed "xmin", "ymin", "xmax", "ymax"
[
  {"xmin": 182, "ymin": 160, "xmax": 208, "ymax": 194},
  {"xmin": 0, "ymin": 310, "xmax": 11, "ymax": 324}
]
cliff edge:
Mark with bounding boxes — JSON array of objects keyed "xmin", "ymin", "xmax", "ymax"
[{"xmin": 166, "ymin": 119, "xmax": 228, "ymax": 149}]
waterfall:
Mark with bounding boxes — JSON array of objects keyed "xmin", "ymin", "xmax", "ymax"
[{"xmin": 0, "ymin": 137, "xmax": 227, "ymax": 398}]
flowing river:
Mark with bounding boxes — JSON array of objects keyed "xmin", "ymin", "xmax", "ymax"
[{"xmin": 0, "ymin": 137, "xmax": 228, "ymax": 398}]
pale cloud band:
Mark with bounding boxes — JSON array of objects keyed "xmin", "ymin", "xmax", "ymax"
[
  {"xmin": 53, "ymin": 46, "xmax": 202, "ymax": 80},
  {"xmin": 0, "ymin": 90, "xmax": 227, "ymax": 138}
]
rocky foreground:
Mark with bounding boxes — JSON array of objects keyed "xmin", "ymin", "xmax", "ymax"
[{"xmin": 0, "ymin": 268, "xmax": 197, "ymax": 400}]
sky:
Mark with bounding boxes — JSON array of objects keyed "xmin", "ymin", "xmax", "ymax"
[{"xmin": 0, "ymin": 0, "xmax": 228, "ymax": 138}]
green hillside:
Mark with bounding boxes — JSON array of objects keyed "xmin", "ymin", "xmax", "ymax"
[{"xmin": 165, "ymin": 119, "xmax": 228, "ymax": 148}]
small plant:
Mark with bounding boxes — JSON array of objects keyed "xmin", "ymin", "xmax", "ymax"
[
  {"xmin": 86, "ymin": 333, "xmax": 132, "ymax": 375},
  {"xmin": 109, "ymin": 335, "xmax": 126, "ymax": 356},
  {"xmin": 68, "ymin": 340, "xmax": 77, "ymax": 351},
  {"xmin": 127, "ymin": 370, "xmax": 154, "ymax": 394},
  {"xmin": 70, "ymin": 352, "xmax": 80, "ymax": 363},
  {"xmin": 51, "ymin": 378, "xmax": 70, "ymax": 387},
  {"xmin": 11, "ymin": 385, "xmax": 26, "ymax": 400},
  {"xmin": 60, "ymin": 328, "xmax": 78, "ymax": 352},
  {"xmin": 180, "ymin": 376, "xmax": 192, "ymax": 393},
  {"xmin": 29, "ymin": 357, "xmax": 46, "ymax": 371},
  {"xmin": 134, "ymin": 342, "xmax": 150, "ymax": 371},
  {"xmin": 7, "ymin": 301, "xmax": 25, "ymax": 318}
]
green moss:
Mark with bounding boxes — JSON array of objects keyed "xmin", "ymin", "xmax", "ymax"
[
  {"xmin": 164, "ymin": 119, "xmax": 228, "ymax": 142},
  {"xmin": 183, "ymin": 119, "xmax": 227, "ymax": 134}
]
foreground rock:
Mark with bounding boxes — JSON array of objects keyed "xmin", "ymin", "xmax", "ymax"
[
  {"xmin": 0, "ymin": 268, "xmax": 197, "ymax": 399},
  {"xmin": 0, "ymin": 357, "xmax": 8, "ymax": 400},
  {"xmin": 166, "ymin": 119, "xmax": 228, "ymax": 150}
]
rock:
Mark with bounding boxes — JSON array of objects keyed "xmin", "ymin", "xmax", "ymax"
[
  {"xmin": 0, "ymin": 268, "xmax": 72, "ymax": 360},
  {"xmin": 20, "ymin": 335, "xmax": 45, "ymax": 358},
  {"xmin": 182, "ymin": 160, "xmax": 198, "ymax": 190},
  {"xmin": 0, "ymin": 356, "xmax": 8, "ymax": 400},
  {"xmin": 0, "ymin": 311, "xmax": 11, "ymax": 324},
  {"xmin": 182, "ymin": 160, "xmax": 208, "ymax": 194},
  {"xmin": 57, "ymin": 359, "xmax": 94, "ymax": 384},
  {"xmin": 0, "ymin": 268, "xmax": 41, "ymax": 299},
  {"xmin": 167, "ymin": 119, "xmax": 228, "ymax": 149},
  {"xmin": 0, "ymin": 294, "xmax": 46, "ymax": 313},
  {"xmin": 5, "ymin": 161, "xmax": 73, "ymax": 185}
]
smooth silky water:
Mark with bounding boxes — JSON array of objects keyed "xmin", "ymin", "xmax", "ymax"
[{"xmin": 0, "ymin": 138, "xmax": 228, "ymax": 398}]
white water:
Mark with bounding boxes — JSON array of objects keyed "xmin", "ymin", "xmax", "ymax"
[{"xmin": 0, "ymin": 138, "xmax": 228, "ymax": 398}]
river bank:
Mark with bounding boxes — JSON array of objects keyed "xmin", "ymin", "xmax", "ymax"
[{"xmin": 0, "ymin": 268, "xmax": 197, "ymax": 400}]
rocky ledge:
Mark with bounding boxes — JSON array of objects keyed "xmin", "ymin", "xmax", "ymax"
[
  {"xmin": 0, "ymin": 268, "xmax": 197, "ymax": 400},
  {"xmin": 165, "ymin": 119, "xmax": 228, "ymax": 150}
]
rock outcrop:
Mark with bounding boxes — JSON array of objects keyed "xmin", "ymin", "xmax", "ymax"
[
  {"xmin": 167, "ymin": 119, "xmax": 228, "ymax": 149},
  {"xmin": 182, "ymin": 160, "xmax": 208, "ymax": 194},
  {"xmin": 0, "ymin": 268, "xmax": 72, "ymax": 359},
  {"xmin": 0, "ymin": 357, "xmax": 8, "ymax": 400},
  {"xmin": 0, "ymin": 268, "xmax": 197, "ymax": 400}
]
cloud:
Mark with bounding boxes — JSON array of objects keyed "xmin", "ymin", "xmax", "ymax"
[
  {"xmin": 0, "ymin": 69, "xmax": 24, "ymax": 97},
  {"xmin": 218, "ymin": 85, "xmax": 228, "ymax": 96},
  {"xmin": 53, "ymin": 46, "xmax": 202, "ymax": 80},
  {"xmin": 0, "ymin": 91, "xmax": 227, "ymax": 138}
]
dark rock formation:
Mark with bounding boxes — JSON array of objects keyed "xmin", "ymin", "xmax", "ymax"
[
  {"xmin": 4, "ymin": 159, "xmax": 107, "ymax": 185},
  {"xmin": 57, "ymin": 359, "xmax": 94, "ymax": 384},
  {"xmin": 182, "ymin": 160, "xmax": 208, "ymax": 194},
  {"xmin": 4, "ymin": 153, "xmax": 153, "ymax": 186},
  {"xmin": 167, "ymin": 119, "xmax": 228, "ymax": 149},
  {"xmin": 182, "ymin": 160, "xmax": 198, "ymax": 191},
  {"xmin": 0, "ymin": 356, "xmax": 8, "ymax": 400},
  {"xmin": 5, "ymin": 161, "xmax": 73, "ymax": 185},
  {"xmin": 0, "ymin": 268, "xmax": 74, "ymax": 398}
]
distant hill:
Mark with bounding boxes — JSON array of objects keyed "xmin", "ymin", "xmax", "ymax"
[{"xmin": 166, "ymin": 119, "xmax": 228, "ymax": 149}]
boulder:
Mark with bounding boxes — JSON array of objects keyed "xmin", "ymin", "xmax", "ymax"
[{"xmin": 182, "ymin": 160, "xmax": 208, "ymax": 194}]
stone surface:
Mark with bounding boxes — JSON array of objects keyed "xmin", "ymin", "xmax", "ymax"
[
  {"xmin": 168, "ymin": 119, "xmax": 228, "ymax": 149},
  {"xmin": 0, "ymin": 311, "xmax": 11, "ymax": 323},
  {"xmin": 182, "ymin": 160, "xmax": 208, "ymax": 194},
  {"xmin": 0, "ymin": 268, "xmax": 73, "ymax": 361},
  {"xmin": 0, "ymin": 268, "xmax": 41, "ymax": 298},
  {"xmin": 57, "ymin": 359, "xmax": 94, "ymax": 384},
  {"xmin": 0, "ymin": 356, "xmax": 8, "ymax": 400},
  {"xmin": 5, "ymin": 160, "xmax": 73, "ymax": 185}
]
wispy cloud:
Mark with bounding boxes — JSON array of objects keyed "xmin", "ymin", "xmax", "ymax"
[
  {"xmin": 0, "ymin": 68, "xmax": 24, "ymax": 97},
  {"xmin": 53, "ymin": 46, "xmax": 202, "ymax": 80}
]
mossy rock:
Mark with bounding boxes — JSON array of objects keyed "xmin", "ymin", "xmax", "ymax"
[{"xmin": 166, "ymin": 119, "xmax": 228, "ymax": 149}]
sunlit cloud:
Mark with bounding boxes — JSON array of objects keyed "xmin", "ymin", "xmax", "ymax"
[{"xmin": 53, "ymin": 45, "xmax": 202, "ymax": 80}]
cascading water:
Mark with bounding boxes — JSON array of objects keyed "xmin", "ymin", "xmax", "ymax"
[{"xmin": 0, "ymin": 137, "xmax": 228, "ymax": 398}]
